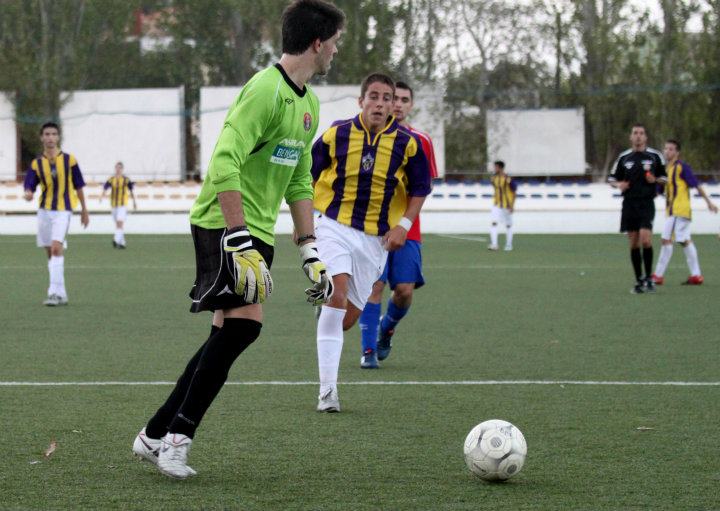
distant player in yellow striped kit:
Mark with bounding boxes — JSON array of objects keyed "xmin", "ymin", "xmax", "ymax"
[
  {"xmin": 489, "ymin": 160, "xmax": 517, "ymax": 251},
  {"xmin": 23, "ymin": 122, "xmax": 90, "ymax": 306},
  {"xmin": 101, "ymin": 161, "xmax": 137, "ymax": 249},
  {"xmin": 652, "ymin": 139, "xmax": 717, "ymax": 285}
]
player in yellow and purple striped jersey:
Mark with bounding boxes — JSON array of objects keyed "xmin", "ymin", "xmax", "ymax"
[
  {"xmin": 652, "ymin": 139, "xmax": 717, "ymax": 285},
  {"xmin": 101, "ymin": 161, "xmax": 137, "ymax": 249},
  {"xmin": 489, "ymin": 161, "xmax": 518, "ymax": 251},
  {"xmin": 311, "ymin": 73, "xmax": 431, "ymax": 412},
  {"xmin": 23, "ymin": 122, "xmax": 89, "ymax": 306}
]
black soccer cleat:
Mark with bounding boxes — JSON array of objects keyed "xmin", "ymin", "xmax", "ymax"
[
  {"xmin": 631, "ymin": 281, "xmax": 645, "ymax": 294},
  {"xmin": 643, "ymin": 277, "xmax": 656, "ymax": 293}
]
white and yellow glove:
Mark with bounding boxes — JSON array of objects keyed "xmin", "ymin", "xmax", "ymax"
[
  {"xmin": 299, "ymin": 241, "xmax": 333, "ymax": 306},
  {"xmin": 223, "ymin": 226, "xmax": 273, "ymax": 303}
]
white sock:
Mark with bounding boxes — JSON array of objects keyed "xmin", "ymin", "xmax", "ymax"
[
  {"xmin": 683, "ymin": 243, "xmax": 701, "ymax": 276},
  {"xmin": 490, "ymin": 224, "xmax": 498, "ymax": 247},
  {"xmin": 655, "ymin": 244, "xmax": 673, "ymax": 277},
  {"xmin": 49, "ymin": 255, "xmax": 66, "ymax": 298},
  {"xmin": 506, "ymin": 227, "xmax": 513, "ymax": 248},
  {"xmin": 114, "ymin": 229, "xmax": 123, "ymax": 244},
  {"xmin": 317, "ymin": 305, "xmax": 346, "ymax": 394}
]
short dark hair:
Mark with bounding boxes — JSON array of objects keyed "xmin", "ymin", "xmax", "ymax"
[
  {"xmin": 116, "ymin": 161, "xmax": 124, "ymax": 167},
  {"xmin": 666, "ymin": 139, "xmax": 681, "ymax": 151},
  {"xmin": 631, "ymin": 123, "xmax": 647, "ymax": 134},
  {"xmin": 40, "ymin": 122, "xmax": 60, "ymax": 135},
  {"xmin": 494, "ymin": 160, "xmax": 505, "ymax": 169},
  {"xmin": 282, "ymin": 0, "xmax": 345, "ymax": 55},
  {"xmin": 395, "ymin": 81, "xmax": 414, "ymax": 101},
  {"xmin": 360, "ymin": 73, "xmax": 395, "ymax": 98}
]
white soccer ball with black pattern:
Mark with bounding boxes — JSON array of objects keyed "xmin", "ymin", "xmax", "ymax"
[{"xmin": 463, "ymin": 419, "xmax": 527, "ymax": 481}]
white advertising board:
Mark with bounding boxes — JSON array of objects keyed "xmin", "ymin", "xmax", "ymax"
[
  {"xmin": 60, "ymin": 87, "xmax": 185, "ymax": 181},
  {"xmin": 0, "ymin": 93, "xmax": 17, "ymax": 180},
  {"xmin": 487, "ymin": 108, "xmax": 585, "ymax": 176}
]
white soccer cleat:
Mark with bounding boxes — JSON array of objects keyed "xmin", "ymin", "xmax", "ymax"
[
  {"xmin": 157, "ymin": 433, "xmax": 197, "ymax": 479},
  {"xmin": 317, "ymin": 387, "xmax": 340, "ymax": 413},
  {"xmin": 132, "ymin": 427, "xmax": 161, "ymax": 465},
  {"xmin": 43, "ymin": 294, "xmax": 60, "ymax": 306},
  {"xmin": 504, "ymin": 245, "xmax": 513, "ymax": 252},
  {"xmin": 487, "ymin": 245, "xmax": 499, "ymax": 251}
]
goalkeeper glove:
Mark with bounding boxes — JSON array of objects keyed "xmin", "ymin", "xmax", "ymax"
[
  {"xmin": 299, "ymin": 241, "xmax": 333, "ymax": 305},
  {"xmin": 223, "ymin": 226, "xmax": 273, "ymax": 303}
]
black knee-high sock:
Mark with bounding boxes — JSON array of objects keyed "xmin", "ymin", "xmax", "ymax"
[
  {"xmin": 642, "ymin": 246, "xmax": 653, "ymax": 278},
  {"xmin": 145, "ymin": 325, "xmax": 220, "ymax": 439},
  {"xmin": 168, "ymin": 318, "xmax": 262, "ymax": 438},
  {"xmin": 631, "ymin": 248, "xmax": 642, "ymax": 281}
]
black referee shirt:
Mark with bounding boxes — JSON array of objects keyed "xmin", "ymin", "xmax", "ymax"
[{"xmin": 609, "ymin": 148, "xmax": 666, "ymax": 200}]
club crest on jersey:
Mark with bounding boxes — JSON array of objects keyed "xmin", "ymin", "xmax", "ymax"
[
  {"xmin": 361, "ymin": 152, "xmax": 375, "ymax": 172},
  {"xmin": 303, "ymin": 112, "xmax": 312, "ymax": 131},
  {"xmin": 624, "ymin": 162, "xmax": 634, "ymax": 169},
  {"xmin": 642, "ymin": 159, "xmax": 652, "ymax": 171}
]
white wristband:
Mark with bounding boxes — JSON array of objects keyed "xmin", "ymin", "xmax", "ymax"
[{"xmin": 398, "ymin": 217, "xmax": 413, "ymax": 231}]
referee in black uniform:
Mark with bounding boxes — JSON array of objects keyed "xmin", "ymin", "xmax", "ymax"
[{"xmin": 609, "ymin": 124, "xmax": 667, "ymax": 294}]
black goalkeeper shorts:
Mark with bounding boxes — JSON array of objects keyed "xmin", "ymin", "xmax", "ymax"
[
  {"xmin": 189, "ymin": 224, "xmax": 274, "ymax": 313},
  {"xmin": 620, "ymin": 199, "xmax": 655, "ymax": 233}
]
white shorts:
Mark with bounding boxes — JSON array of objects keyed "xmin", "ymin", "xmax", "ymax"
[
  {"xmin": 662, "ymin": 216, "xmax": 692, "ymax": 243},
  {"xmin": 112, "ymin": 206, "xmax": 127, "ymax": 222},
  {"xmin": 491, "ymin": 206, "xmax": 513, "ymax": 227},
  {"xmin": 37, "ymin": 209, "xmax": 71, "ymax": 248},
  {"xmin": 315, "ymin": 215, "xmax": 388, "ymax": 310}
]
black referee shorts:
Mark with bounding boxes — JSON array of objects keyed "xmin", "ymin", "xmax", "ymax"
[
  {"xmin": 189, "ymin": 224, "xmax": 274, "ymax": 313},
  {"xmin": 620, "ymin": 199, "xmax": 655, "ymax": 233}
]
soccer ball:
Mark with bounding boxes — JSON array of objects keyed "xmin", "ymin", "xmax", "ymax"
[{"xmin": 463, "ymin": 419, "xmax": 527, "ymax": 481}]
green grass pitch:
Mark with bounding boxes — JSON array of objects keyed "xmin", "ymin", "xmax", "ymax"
[{"xmin": 1, "ymin": 233, "xmax": 718, "ymax": 510}]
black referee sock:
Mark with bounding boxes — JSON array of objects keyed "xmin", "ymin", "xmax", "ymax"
[
  {"xmin": 642, "ymin": 246, "xmax": 653, "ymax": 279},
  {"xmin": 145, "ymin": 325, "xmax": 220, "ymax": 439},
  {"xmin": 630, "ymin": 248, "xmax": 642, "ymax": 281},
  {"xmin": 168, "ymin": 318, "xmax": 262, "ymax": 438}
]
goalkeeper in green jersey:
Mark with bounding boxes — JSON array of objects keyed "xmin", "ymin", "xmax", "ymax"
[{"xmin": 131, "ymin": 0, "xmax": 344, "ymax": 480}]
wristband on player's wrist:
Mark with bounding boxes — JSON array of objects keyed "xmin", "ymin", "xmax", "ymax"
[
  {"xmin": 296, "ymin": 234, "xmax": 317, "ymax": 245},
  {"xmin": 397, "ymin": 216, "xmax": 413, "ymax": 231}
]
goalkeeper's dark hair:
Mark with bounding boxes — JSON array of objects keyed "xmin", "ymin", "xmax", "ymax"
[
  {"xmin": 395, "ymin": 81, "xmax": 414, "ymax": 101},
  {"xmin": 666, "ymin": 139, "xmax": 681, "ymax": 151},
  {"xmin": 494, "ymin": 160, "xmax": 505, "ymax": 169},
  {"xmin": 282, "ymin": 0, "xmax": 345, "ymax": 55},
  {"xmin": 40, "ymin": 122, "xmax": 60, "ymax": 135},
  {"xmin": 360, "ymin": 73, "xmax": 395, "ymax": 98}
]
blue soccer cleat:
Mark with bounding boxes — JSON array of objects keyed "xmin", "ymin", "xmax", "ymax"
[
  {"xmin": 377, "ymin": 323, "xmax": 395, "ymax": 361},
  {"xmin": 360, "ymin": 349, "xmax": 379, "ymax": 369}
]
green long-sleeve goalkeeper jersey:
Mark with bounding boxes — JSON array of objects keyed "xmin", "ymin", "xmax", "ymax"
[{"xmin": 190, "ymin": 64, "xmax": 320, "ymax": 246}]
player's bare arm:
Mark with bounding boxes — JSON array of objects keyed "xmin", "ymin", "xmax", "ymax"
[
  {"xmin": 130, "ymin": 188, "xmax": 138, "ymax": 210},
  {"xmin": 696, "ymin": 186, "xmax": 718, "ymax": 213},
  {"xmin": 76, "ymin": 188, "xmax": 90, "ymax": 227},
  {"xmin": 23, "ymin": 189, "xmax": 33, "ymax": 201},
  {"xmin": 383, "ymin": 195, "xmax": 426, "ymax": 251},
  {"xmin": 217, "ymin": 190, "xmax": 247, "ymax": 228}
]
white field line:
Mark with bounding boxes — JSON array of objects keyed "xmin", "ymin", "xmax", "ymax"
[
  {"xmin": 436, "ymin": 234, "xmax": 488, "ymax": 242},
  {"xmin": 1, "ymin": 380, "xmax": 719, "ymax": 387}
]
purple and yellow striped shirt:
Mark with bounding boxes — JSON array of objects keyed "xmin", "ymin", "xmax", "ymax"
[
  {"xmin": 311, "ymin": 115, "xmax": 431, "ymax": 236},
  {"xmin": 24, "ymin": 152, "xmax": 85, "ymax": 211}
]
